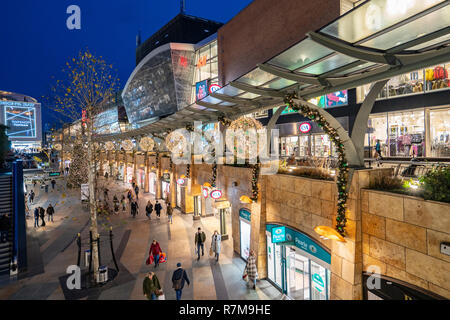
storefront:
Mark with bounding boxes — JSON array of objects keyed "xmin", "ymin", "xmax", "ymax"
[
  {"xmin": 137, "ymin": 168, "xmax": 145, "ymax": 189},
  {"xmin": 176, "ymin": 181, "xmax": 182, "ymax": 208},
  {"xmin": 239, "ymin": 209, "xmax": 251, "ymax": 261},
  {"xmin": 365, "ymin": 106, "xmax": 450, "ymax": 158},
  {"xmin": 126, "ymin": 166, "xmax": 134, "ymax": 184},
  {"xmin": 149, "ymin": 172, "xmax": 156, "ymax": 195},
  {"xmin": 161, "ymin": 172, "xmax": 171, "ymax": 200},
  {"xmin": 117, "ymin": 163, "xmax": 124, "ymax": 181},
  {"xmin": 266, "ymin": 224, "xmax": 331, "ymax": 300}
]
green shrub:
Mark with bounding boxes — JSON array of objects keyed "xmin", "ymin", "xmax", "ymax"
[{"xmin": 420, "ymin": 166, "xmax": 450, "ymax": 203}]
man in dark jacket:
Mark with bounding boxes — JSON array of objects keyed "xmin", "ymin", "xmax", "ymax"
[
  {"xmin": 145, "ymin": 201, "xmax": 153, "ymax": 220},
  {"xmin": 130, "ymin": 201, "xmax": 138, "ymax": 218},
  {"xmin": 46, "ymin": 204, "xmax": 55, "ymax": 222},
  {"xmin": 172, "ymin": 262, "xmax": 190, "ymax": 300},
  {"xmin": 51, "ymin": 179, "xmax": 56, "ymax": 190},
  {"xmin": 154, "ymin": 201, "xmax": 162, "ymax": 219},
  {"xmin": 134, "ymin": 185, "xmax": 139, "ymax": 200},
  {"xmin": 194, "ymin": 227, "xmax": 206, "ymax": 261},
  {"xmin": 39, "ymin": 207, "xmax": 46, "ymax": 227},
  {"xmin": 34, "ymin": 207, "xmax": 40, "ymax": 228}
]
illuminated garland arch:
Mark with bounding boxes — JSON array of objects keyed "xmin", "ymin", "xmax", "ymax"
[{"xmin": 284, "ymin": 93, "xmax": 349, "ymax": 236}]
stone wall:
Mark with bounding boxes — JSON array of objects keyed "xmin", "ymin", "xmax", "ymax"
[{"xmin": 362, "ymin": 189, "xmax": 450, "ymax": 299}]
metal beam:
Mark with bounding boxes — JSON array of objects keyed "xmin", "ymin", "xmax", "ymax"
[
  {"xmin": 258, "ymin": 63, "xmax": 322, "ymax": 85},
  {"xmin": 230, "ymin": 81, "xmax": 286, "ymax": 98},
  {"xmin": 387, "ymin": 26, "xmax": 450, "ymax": 53},
  {"xmin": 209, "ymin": 92, "xmax": 260, "ymax": 107},
  {"xmin": 196, "ymin": 101, "xmax": 240, "ymax": 114},
  {"xmin": 308, "ymin": 31, "xmax": 397, "ymax": 65}
]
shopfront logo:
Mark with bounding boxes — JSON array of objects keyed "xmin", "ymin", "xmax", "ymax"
[
  {"xmin": 312, "ymin": 273, "xmax": 325, "ymax": 293},
  {"xmin": 202, "ymin": 188, "xmax": 209, "ymax": 198},
  {"xmin": 210, "ymin": 189, "xmax": 222, "ymax": 200},
  {"xmin": 299, "ymin": 122, "xmax": 312, "ymax": 133},
  {"xmin": 209, "ymin": 84, "xmax": 222, "ymax": 94},
  {"xmin": 176, "ymin": 178, "xmax": 185, "ymax": 185},
  {"xmin": 272, "ymin": 226, "xmax": 286, "ymax": 243}
]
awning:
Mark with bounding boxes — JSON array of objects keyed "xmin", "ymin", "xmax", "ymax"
[{"xmin": 95, "ymin": 0, "xmax": 450, "ymax": 142}]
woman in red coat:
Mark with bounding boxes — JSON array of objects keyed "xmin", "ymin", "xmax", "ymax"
[{"xmin": 149, "ymin": 239, "xmax": 162, "ymax": 268}]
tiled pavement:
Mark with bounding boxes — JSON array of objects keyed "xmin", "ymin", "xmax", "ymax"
[{"xmin": 0, "ymin": 178, "xmax": 282, "ymax": 300}]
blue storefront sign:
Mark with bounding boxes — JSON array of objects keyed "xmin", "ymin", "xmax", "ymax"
[
  {"xmin": 267, "ymin": 224, "xmax": 331, "ymax": 264},
  {"xmin": 239, "ymin": 208, "xmax": 251, "ymax": 222}
]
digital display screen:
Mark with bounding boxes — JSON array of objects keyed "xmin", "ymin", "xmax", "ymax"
[
  {"xmin": 196, "ymin": 79, "xmax": 209, "ymax": 101},
  {"xmin": 4, "ymin": 105, "xmax": 36, "ymax": 138}
]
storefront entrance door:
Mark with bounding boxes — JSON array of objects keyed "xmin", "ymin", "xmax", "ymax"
[{"xmin": 286, "ymin": 247, "xmax": 310, "ymax": 300}]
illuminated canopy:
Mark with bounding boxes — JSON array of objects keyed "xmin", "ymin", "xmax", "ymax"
[{"xmin": 95, "ymin": 0, "xmax": 450, "ymax": 142}]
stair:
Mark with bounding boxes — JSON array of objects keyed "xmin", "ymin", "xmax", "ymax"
[{"xmin": 0, "ymin": 174, "xmax": 13, "ymax": 277}]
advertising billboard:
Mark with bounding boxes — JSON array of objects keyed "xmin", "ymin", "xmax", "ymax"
[
  {"xmin": 4, "ymin": 105, "xmax": 36, "ymax": 138},
  {"xmin": 196, "ymin": 79, "xmax": 209, "ymax": 101}
]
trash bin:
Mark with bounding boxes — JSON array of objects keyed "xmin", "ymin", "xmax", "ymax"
[
  {"xmin": 84, "ymin": 249, "xmax": 91, "ymax": 267},
  {"xmin": 97, "ymin": 266, "xmax": 108, "ymax": 283}
]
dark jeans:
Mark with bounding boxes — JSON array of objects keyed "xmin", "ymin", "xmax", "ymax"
[
  {"xmin": 154, "ymin": 254, "xmax": 160, "ymax": 267},
  {"xmin": 150, "ymin": 293, "xmax": 157, "ymax": 300},
  {"xmin": 215, "ymin": 252, "xmax": 219, "ymax": 261},
  {"xmin": 176, "ymin": 289, "xmax": 183, "ymax": 300},
  {"xmin": 34, "ymin": 217, "xmax": 39, "ymax": 227},
  {"xmin": 197, "ymin": 243, "xmax": 204, "ymax": 259}
]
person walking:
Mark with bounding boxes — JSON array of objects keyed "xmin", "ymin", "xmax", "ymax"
[
  {"xmin": 134, "ymin": 185, "xmax": 139, "ymax": 200},
  {"xmin": 172, "ymin": 262, "xmax": 190, "ymax": 300},
  {"xmin": 65, "ymin": 167, "xmax": 69, "ymax": 175},
  {"xmin": 39, "ymin": 207, "xmax": 46, "ymax": 227},
  {"xmin": 51, "ymin": 179, "xmax": 56, "ymax": 190},
  {"xmin": 145, "ymin": 201, "xmax": 153, "ymax": 220},
  {"xmin": 46, "ymin": 204, "xmax": 55, "ymax": 223},
  {"xmin": 155, "ymin": 201, "xmax": 162, "ymax": 219},
  {"xmin": 127, "ymin": 190, "xmax": 132, "ymax": 203},
  {"xmin": 29, "ymin": 190, "xmax": 35, "ymax": 204},
  {"xmin": 167, "ymin": 202, "xmax": 173, "ymax": 224},
  {"xmin": 149, "ymin": 240, "xmax": 162, "ymax": 268},
  {"xmin": 121, "ymin": 195, "xmax": 127, "ymax": 213},
  {"xmin": 210, "ymin": 230, "xmax": 221, "ymax": 262},
  {"xmin": 33, "ymin": 180, "xmax": 37, "ymax": 189},
  {"xmin": 143, "ymin": 272, "xmax": 162, "ymax": 300},
  {"xmin": 103, "ymin": 187, "xmax": 109, "ymax": 200},
  {"xmin": 245, "ymin": 250, "xmax": 258, "ymax": 290},
  {"xmin": 130, "ymin": 200, "xmax": 138, "ymax": 218},
  {"xmin": 194, "ymin": 227, "xmax": 206, "ymax": 261},
  {"xmin": 44, "ymin": 183, "xmax": 49, "ymax": 193},
  {"xmin": 34, "ymin": 207, "xmax": 40, "ymax": 228}
]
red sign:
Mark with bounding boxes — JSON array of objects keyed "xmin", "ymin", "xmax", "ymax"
[
  {"xmin": 210, "ymin": 189, "xmax": 223, "ymax": 200},
  {"xmin": 299, "ymin": 122, "xmax": 312, "ymax": 134},
  {"xmin": 177, "ymin": 178, "xmax": 185, "ymax": 185},
  {"xmin": 202, "ymin": 188, "xmax": 209, "ymax": 198},
  {"xmin": 197, "ymin": 55, "xmax": 207, "ymax": 68},
  {"xmin": 208, "ymin": 84, "xmax": 222, "ymax": 94}
]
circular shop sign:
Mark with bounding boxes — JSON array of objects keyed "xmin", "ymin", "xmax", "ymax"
[
  {"xmin": 177, "ymin": 178, "xmax": 185, "ymax": 185},
  {"xmin": 210, "ymin": 189, "xmax": 223, "ymax": 200},
  {"xmin": 202, "ymin": 188, "xmax": 209, "ymax": 198},
  {"xmin": 299, "ymin": 122, "xmax": 312, "ymax": 134},
  {"xmin": 209, "ymin": 84, "xmax": 222, "ymax": 94}
]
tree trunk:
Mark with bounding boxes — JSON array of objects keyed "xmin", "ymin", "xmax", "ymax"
[{"xmin": 86, "ymin": 121, "xmax": 100, "ymax": 283}]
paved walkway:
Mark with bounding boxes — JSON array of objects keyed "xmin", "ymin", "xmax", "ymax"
[{"xmin": 0, "ymin": 177, "xmax": 282, "ymax": 300}]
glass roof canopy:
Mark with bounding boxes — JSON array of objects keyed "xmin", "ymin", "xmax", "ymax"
[{"xmin": 96, "ymin": 0, "xmax": 450, "ymax": 142}]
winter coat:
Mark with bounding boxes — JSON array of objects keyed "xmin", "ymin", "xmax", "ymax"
[
  {"xmin": 246, "ymin": 255, "xmax": 258, "ymax": 281},
  {"xmin": 143, "ymin": 276, "xmax": 161, "ymax": 298},
  {"xmin": 39, "ymin": 207, "xmax": 45, "ymax": 219},
  {"xmin": 172, "ymin": 268, "xmax": 190, "ymax": 290},
  {"xmin": 34, "ymin": 208, "xmax": 39, "ymax": 218},
  {"xmin": 195, "ymin": 231, "xmax": 206, "ymax": 245},
  {"xmin": 211, "ymin": 234, "xmax": 221, "ymax": 254},
  {"xmin": 167, "ymin": 205, "xmax": 173, "ymax": 216},
  {"xmin": 145, "ymin": 204, "xmax": 153, "ymax": 214},
  {"xmin": 155, "ymin": 203, "xmax": 162, "ymax": 214},
  {"xmin": 47, "ymin": 206, "xmax": 55, "ymax": 215},
  {"xmin": 149, "ymin": 242, "xmax": 162, "ymax": 256}
]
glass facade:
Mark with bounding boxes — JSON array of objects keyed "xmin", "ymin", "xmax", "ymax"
[
  {"xmin": 191, "ymin": 40, "xmax": 219, "ymax": 104},
  {"xmin": 93, "ymin": 108, "xmax": 121, "ymax": 134},
  {"xmin": 280, "ymin": 134, "xmax": 337, "ymax": 158},
  {"xmin": 365, "ymin": 107, "xmax": 450, "ymax": 158}
]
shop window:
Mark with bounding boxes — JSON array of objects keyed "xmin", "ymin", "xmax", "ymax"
[
  {"xmin": 425, "ymin": 64, "xmax": 450, "ymax": 92},
  {"xmin": 387, "ymin": 70, "xmax": 424, "ymax": 98},
  {"xmin": 429, "ymin": 108, "xmax": 450, "ymax": 157},
  {"xmin": 313, "ymin": 134, "xmax": 332, "ymax": 157},
  {"xmin": 298, "ymin": 136, "xmax": 310, "ymax": 157},
  {"xmin": 365, "ymin": 113, "xmax": 388, "ymax": 158},
  {"xmin": 388, "ymin": 110, "xmax": 425, "ymax": 157}
]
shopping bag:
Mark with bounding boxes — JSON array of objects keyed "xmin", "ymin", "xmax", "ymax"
[
  {"xmin": 146, "ymin": 255, "xmax": 154, "ymax": 265},
  {"xmin": 242, "ymin": 268, "xmax": 248, "ymax": 282},
  {"xmin": 157, "ymin": 291, "xmax": 165, "ymax": 300},
  {"xmin": 209, "ymin": 247, "xmax": 214, "ymax": 257},
  {"xmin": 159, "ymin": 252, "xmax": 167, "ymax": 263}
]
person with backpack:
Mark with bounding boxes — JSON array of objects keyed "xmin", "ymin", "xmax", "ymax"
[
  {"xmin": 130, "ymin": 200, "xmax": 138, "ymax": 218},
  {"xmin": 149, "ymin": 239, "xmax": 162, "ymax": 268},
  {"xmin": 154, "ymin": 201, "xmax": 162, "ymax": 219},
  {"xmin": 172, "ymin": 262, "xmax": 190, "ymax": 300},
  {"xmin": 46, "ymin": 204, "xmax": 55, "ymax": 223},
  {"xmin": 145, "ymin": 201, "xmax": 153, "ymax": 220},
  {"xmin": 194, "ymin": 227, "xmax": 206, "ymax": 261},
  {"xmin": 167, "ymin": 202, "xmax": 173, "ymax": 224}
]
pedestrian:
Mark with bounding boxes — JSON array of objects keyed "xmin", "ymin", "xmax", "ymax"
[
  {"xmin": 145, "ymin": 201, "xmax": 153, "ymax": 220},
  {"xmin": 105, "ymin": 172, "xmax": 109, "ymax": 179},
  {"xmin": 121, "ymin": 195, "xmax": 127, "ymax": 212},
  {"xmin": 167, "ymin": 202, "xmax": 173, "ymax": 224},
  {"xmin": 143, "ymin": 272, "xmax": 162, "ymax": 300},
  {"xmin": 104, "ymin": 187, "xmax": 109, "ymax": 200},
  {"xmin": 245, "ymin": 250, "xmax": 258, "ymax": 290},
  {"xmin": 149, "ymin": 239, "xmax": 162, "ymax": 268},
  {"xmin": 65, "ymin": 167, "xmax": 69, "ymax": 175},
  {"xmin": 51, "ymin": 179, "xmax": 56, "ymax": 190},
  {"xmin": 29, "ymin": 190, "xmax": 35, "ymax": 204},
  {"xmin": 44, "ymin": 183, "xmax": 49, "ymax": 193},
  {"xmin": 34, "ymin": 207, "xmax": 40, "ymax": 228},
  {"xmin": 127, "ymin": 190, "xmax": 132, "ymax": 203},
  {"xmin": 194, "ymin": 227, "xmax": 206, "ymax": 261},
  {"xmin": 39, "ymin": 207, "xmax": 46, "ymax": 227},
  {"xmin": 46, "ymin": 204, "xmax": 55, "ymax": 223},
  {"xmin": 155, "ymin": 201, "xmax": 162, "ymax": 219},
  {"xmin": 172, "ymin": 262, "xmax": 190, "ymax": 300},
  {"xmin": 131, "ymin": 201, "xmax": 139, "ymax": 218},
  {"xmin": 210, "ymin": 230, "xmax": 221, "ymax": 262},
  {"xmin": 33, "ymin": 180, "xmax": 37, "ymax": 189},
  {"xmin": 135, "ymin": 185, "xmax": 139, "ymax": 200}
]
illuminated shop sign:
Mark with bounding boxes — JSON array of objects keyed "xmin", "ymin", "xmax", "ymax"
[
  {"xmin": 239, "ymin": 208, "xmax": 251, "ymax": 222},
  {"xmin": 272, "ymin": 226, "xmax": 286, "ymax": 243},
  {"xmin": 196, "ymin": 80, "xmax": 209, "ymax": 101},
  {"xmin": 202, "ymin": 188, "xmax": 209, "ymax": 198},
  {"xmin": 210, "ymin": 189, "xmax": 222, "ymax": 200},
  {"xmin": 4, "ymin": 105, "xmax": 37, "ymax": 138},
  {"xmin": 208, "ymin": 84, "xmax": 222, "ymax": 94},
  {"xmin": 197, "ymin": 55, "xmax": 207, "ymax": 68},
  {"xmin": 299, "ymin": 122, "xmax": 312, "ymax": 133},
  {"xmin": 177, "ymin": 178, "xmax": 185, "ymax": 185}
]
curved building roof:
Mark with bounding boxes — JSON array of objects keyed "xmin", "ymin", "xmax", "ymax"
[{"xmin": 0, "ymin": 91, "xmax": 38, "ymax": 103}]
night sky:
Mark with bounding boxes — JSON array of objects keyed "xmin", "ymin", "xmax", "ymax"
[{"xmin": 0, "ymin": 0, "xmax": 252, "ymax": 130}]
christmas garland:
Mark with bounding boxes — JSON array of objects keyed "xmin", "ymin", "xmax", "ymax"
[
  {"xmin": 284, "ymin": 93, "xmax": 349, "ymax": 236},
  {"xmin": 218, "ymin": 115, "xmax": 232, "ymax": 127},
  {"xmin": 251, "ymin": 163, "xmax": 260, "ymax": 202},
  {"xmin": 186, "ymin": 164, "xmax": 191, "ymax": 179},
  {"xmin": 211, "ymin": 149, "xmax": 217, "ymax": 188}
]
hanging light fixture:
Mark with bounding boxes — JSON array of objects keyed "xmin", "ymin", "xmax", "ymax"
[{"xmin": 240, "ymin": 195, "xmax": 253, "ymax": 204}]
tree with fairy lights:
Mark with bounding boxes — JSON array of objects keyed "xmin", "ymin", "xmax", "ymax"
[{"xmin": 48, "ymin": 49, "xmax": 119, "ymax": 283}]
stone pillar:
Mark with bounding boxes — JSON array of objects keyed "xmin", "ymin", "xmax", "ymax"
[
  {"xmin": 123, "ymin": 152, "xmax": 127, "ymax": 183},
  {"xmin": 144, "ymin": 152, "xmax": 149, "ymax": 193},
  {"xmin": 133, "ymin": 151, "xmax": 137, "ymax": 183},
  {"xmin": 156, "ymin": 154, "xmax": 162, "ymax": 200}
]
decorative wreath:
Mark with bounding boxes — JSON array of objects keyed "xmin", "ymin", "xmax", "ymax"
[{"xmin": 53, "ymin": 143, "xmax": 62, "ymax": 151}]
